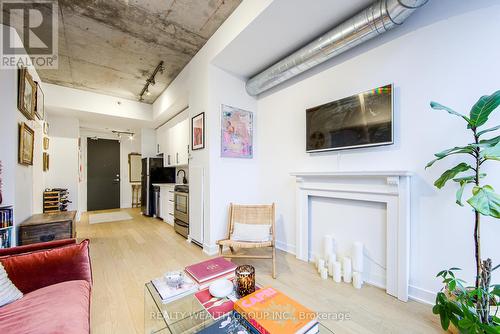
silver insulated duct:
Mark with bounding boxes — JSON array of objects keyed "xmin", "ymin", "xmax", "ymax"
[{"xmin": 245, "ymin": 0, "xmax": 428, "ymax": 96}]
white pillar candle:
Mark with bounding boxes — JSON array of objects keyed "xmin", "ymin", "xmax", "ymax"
[
  {"xmin": 317, "ymin": 258, "xmax": 325, "ymax": 272},
  {"xmin": 352, "ymin": 242, "xmax": 364, "ymax": 273},
  {"xmin": 323, "ymin": 235, "xmax": 334, "ymax": 259},
  {"xmin": 342, "ymin": 257, "xmax": 352, "ymax": 283},
  {"xmin": 320, "ymin": 267, "xmax": 328, "ymax": 280},
  {"xmin": 352, "ymin": 272, "xmax": 363, "ymax": 289},
  {"xmin": 327, "ymin": 252, "xmax": 336, "ymax": 265},
  {"xmin": 333, "ymin": 261, "xmax": 342, "ymax": 283}
]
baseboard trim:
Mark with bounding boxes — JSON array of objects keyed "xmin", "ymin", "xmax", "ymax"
[
  {"xmin": 408, "ymin": 285, "xmax": 435, "ymax": 305},
  {"xmin": 203, "ymin": 244, "xmax": 218, "ymax": 256},
  {"xmin": 275, "ymin": 240, "xmax": 296, "ymax": 255}
]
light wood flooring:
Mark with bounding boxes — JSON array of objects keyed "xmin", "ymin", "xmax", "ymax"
[{"xmin": 78, "ymin": 208, "xmax": 442, "ymax": 334}]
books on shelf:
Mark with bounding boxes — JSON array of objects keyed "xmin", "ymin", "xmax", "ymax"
[
  {"xmin": 234, "ymin": 286, "xmax": 318, "ymax": 334},
  {"xmin": 185, "ymin": 257, "xmax": 237, "ymax": 289},
  {"xmin": 0, "ymin": 206, "xmax": 13, "ymax": 249},
  {"xmin": 152, "ymin": 274, "xmax": 197, "ymax": 304}
]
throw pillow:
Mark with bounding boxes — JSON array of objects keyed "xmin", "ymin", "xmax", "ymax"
[
  {"xmin": 0, "ymin": 262, "xmax": 22, "ymax": 307},
  {"xmin": 231, "ymin": 223, "xmax": 271, "ymax": 242}
]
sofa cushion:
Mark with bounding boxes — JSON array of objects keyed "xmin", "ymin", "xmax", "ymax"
[
  {"xmin": 0, "ymin": 240, "xmax": 91, "ymax": 294},
  {"xmin": 0, "ymin": 280, "xmax": 90, "ymax": 334},
  {"xmin": 0, "ymin": 263, "xmax": 22, "ymax": 307}
]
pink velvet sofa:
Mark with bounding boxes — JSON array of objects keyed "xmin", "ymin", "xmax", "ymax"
[{"xmin": 0, "ymin": 239, "xmax": 92, "ymax": 334}]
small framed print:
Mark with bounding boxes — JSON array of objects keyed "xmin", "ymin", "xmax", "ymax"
[
  {"xmin": 43, "ymin": 121, "xmax": 49, "ymax": 135},
  {"xmin": 34, "ymin": 81, "xmax": 44, "ymax": 120},
  {"xmin": 43, "ymin": 152, "xmax": 49, "ymax": 172},
  {"xmin": 17, "ymin": 67, "xmax": 36, "ymax": 120},
  {"xmin": 191, "ymin": 112, "xmax": 205, "ymax": 150},
  {"xmin": 19, "ymin": 122, "xmax": 35, "ymax": 165}
]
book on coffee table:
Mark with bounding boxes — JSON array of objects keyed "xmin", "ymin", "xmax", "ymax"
[
  {"xmin": 185, "ymin": 257, "xmax": 237, "ymax": 288},
  {"xmin": 151, "ymin": 274, "xmax": 197, "ymax": 304},
  {"xmin": 234, "ymin": 286, "xmax": 318, "ymax": 334}
]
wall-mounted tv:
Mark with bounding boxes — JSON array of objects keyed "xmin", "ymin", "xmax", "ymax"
[{"xmin": 306, "ymin": 84, "xmax": 393, "ymax": 152}]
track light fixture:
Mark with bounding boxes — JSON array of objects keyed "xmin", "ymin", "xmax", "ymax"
[
  {"xmin": 139, "ymin": 60, "xmax": 164, "ymax": 102},
  {"xmin": 112, "ymin": 130, "xmax": 135, "ymax": 141}
]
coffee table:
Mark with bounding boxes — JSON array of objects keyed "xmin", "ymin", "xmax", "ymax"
[{"xmin": 145, "ymin": 281, "xmax": 334, "ymax": 334}]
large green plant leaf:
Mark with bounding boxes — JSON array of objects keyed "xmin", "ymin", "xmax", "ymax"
[
  {"xmin": 434, "ymin": 163, "xmax": 472, "ymax": 189},
  {"xmin": 469, "ymin": 90, "xmax": 500, "ymax": 128},
  {"xmin": 430, "ymin": 101, "xmax": 473, "ymax": 126},
  {"xmin": 480, "ymin": 141, "xmax": 500, "ymax": 161},
  {"xmin": 426, "ymin": 146, "xmax": 474, "ymax": 169},
  {"xmin": 467, "ymin": 185, "xmax": 500, "ymax": 218},
  {"xmin": 477, "ymin": 124, "xmax": 500, "ymax": 137},
  {"xmin": 456, "ymin": 181, "xmax": 467, "ymax": 206}
]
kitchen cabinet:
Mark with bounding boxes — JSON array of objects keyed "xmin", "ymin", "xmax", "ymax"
[
  {"xmin": 158, "ymin": 184, "xmax": 175, "ymax": 225},
  {"xmin": 160, "ymin": 118, "xmax": 189, "ymax": 167},
  {"xmin": 156, "ymin": 123, "xmax": 168, "ymax": 155}
]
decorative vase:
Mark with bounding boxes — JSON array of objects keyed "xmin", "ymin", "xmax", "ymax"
[{"xmin": 235, "ymin": 265, "xmax": 255, "ymax": 298}]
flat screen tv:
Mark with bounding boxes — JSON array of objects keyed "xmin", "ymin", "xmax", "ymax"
[{"xmin": 306, "ymin": 84, "xmax": 393, "ymax": 152}]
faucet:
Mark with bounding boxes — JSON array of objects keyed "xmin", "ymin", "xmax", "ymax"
[{"xmin": 177, "ymin": 169, "xmax": 187, "ymax": 184}]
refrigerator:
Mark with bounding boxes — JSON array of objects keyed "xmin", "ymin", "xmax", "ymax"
[{"xmin": 141, "ymin": 157, "xmax": 175, "ymax": 216}]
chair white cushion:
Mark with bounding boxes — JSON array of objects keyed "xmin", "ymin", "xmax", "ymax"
[
  {"xmin": 0, "ymin": 262, "xmax": 23, "ymax": 307},
  {"xmin": 231, "ymin": 223, "xmax": 271, "ymax": 242}
]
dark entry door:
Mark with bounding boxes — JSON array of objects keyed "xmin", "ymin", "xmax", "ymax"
[{"xmin": 87, "ymin": 138, "xmax": 120, "ymax": 211}]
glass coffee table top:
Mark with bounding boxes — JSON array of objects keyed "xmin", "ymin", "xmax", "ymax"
[{"xmin": 145, "ymin": 282, "xmax": 334, "ymax": 334}]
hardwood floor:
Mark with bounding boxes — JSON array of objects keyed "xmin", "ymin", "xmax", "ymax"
[{"xmin": 77, "ymin": 208, "xmax": 442, "ymax": 334}]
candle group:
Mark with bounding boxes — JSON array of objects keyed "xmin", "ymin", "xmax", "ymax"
[{"xmin": 315, "ymin": 237, "xmax": 365, "ymax": 290}]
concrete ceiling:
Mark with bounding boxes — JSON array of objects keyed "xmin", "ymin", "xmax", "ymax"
[{"xmin": 18, "ymin": 0, "xmax": 242, "ymax": 103}]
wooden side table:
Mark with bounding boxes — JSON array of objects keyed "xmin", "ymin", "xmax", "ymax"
[{"xmin": 19, "ymin": 211, "xmax": 77, "ymax": 246}]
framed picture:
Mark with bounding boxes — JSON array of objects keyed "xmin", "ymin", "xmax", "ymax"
[
  {"xmin": 43, "ymin": 152, "xmax": 49, "ymax": 172},
  {"xmin": 220, "ymin": 105, "xmax": 253, "ymax": 158},
  {"xmin": 19, "ymin": 122, "xmax": 35, "ymax": 165},
  {"xmin": 191, "ymin": 112, "xmax": 205, "ymax": 150},
  {"xmin": 43, "ymin": 137, "xmax": 49, "ymax": 150},
  {"xmin": 128, "ymin": 153, "xmax": 142, "ymax": 183},
  {"xmin": 43, "ymin": 121, "xmax": 49, "ymax": 135},
  {"xmin": 34, "ymin": 81, "xmax": 44, "ymax": 120},
  {"xmin": 17, "ymin": 67, "xmax": 36, "ymax": 120}
]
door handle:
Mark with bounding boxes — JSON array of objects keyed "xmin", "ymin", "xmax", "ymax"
[{"xmin": 113, "ymin": 178, "xmax": 120, "ymax": 182}]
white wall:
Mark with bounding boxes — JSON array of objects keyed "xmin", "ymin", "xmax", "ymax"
[
  {"xmin": 44, "ymin": 83, "xmax": 152, "ymax": 122},
  {"xmin": 254, "ymin": 1, "xmax": 500, "ymax": 303},
  {"xmin": 153, "ymin": 0, "xmax": 272, "ymax": 253},
  {"xmin": 206, "ymin": 66, "xmax": 259, "ymax": 250},
  {"xmin": 44, "ymin": 115, "xmax": 80, "ymax": 213},
  {"xmin": 0, "ymin": 25, "xmax": 46, "ymax": 245}
]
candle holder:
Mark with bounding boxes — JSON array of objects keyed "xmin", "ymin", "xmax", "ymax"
[{"xmin": 235, "ymin": 265, "xmax": 255, "ymax": 298}]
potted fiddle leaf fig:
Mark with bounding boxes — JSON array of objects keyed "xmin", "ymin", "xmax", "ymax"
[{"xmin": 426, "ymin": 91, "xmax": 500, "ymax": 333}]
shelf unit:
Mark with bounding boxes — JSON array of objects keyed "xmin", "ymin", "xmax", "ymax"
[
  {"xmin": 0, "ymin": 205, "xmax": 14, "ymax": 248},
  {"xmin": 43, "ymin": 189, "xmax": 70, "ymax": 213}
]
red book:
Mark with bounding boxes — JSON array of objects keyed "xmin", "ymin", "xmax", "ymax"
[
  {"xmin": 185, "ymin": 257, "xmax": 237, "ymax": 284},
  {"xmin": 194, "ymin": 286, "xmax": 235, "ymax": 320}
]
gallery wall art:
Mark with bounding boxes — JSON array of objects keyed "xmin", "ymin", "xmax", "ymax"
[
  {"xmin": 220, "ymin": 105, "xmax": 253, "ymax": 158},
  {"xmin": 19, "ymin": 122, "xmax": 34, "ymax": 166},
  {"xmin": 34, "ymin": 81, "xmax": 44, "ymax": 120},
  {"xmin": 192, "ymin": 112, "xmax": 205, "ymax": 150},
  {"xmin": 17, "ymin": 67, "xmax": 36, "ymax": 120}
]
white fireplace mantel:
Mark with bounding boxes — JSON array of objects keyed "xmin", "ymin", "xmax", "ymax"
[{"xmin": 291, "ymin": 171, "xmax": 412, "ymax": 302}]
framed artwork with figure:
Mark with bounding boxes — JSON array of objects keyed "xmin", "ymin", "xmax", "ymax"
[{"xmin": 191, "ymin": 112, "xmax": 205, "ymax": 150}]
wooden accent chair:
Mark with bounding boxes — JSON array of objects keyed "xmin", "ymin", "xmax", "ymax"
[{"xmin": 217, "ymin": 203, "xmax": 276, "ymax": 278}]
